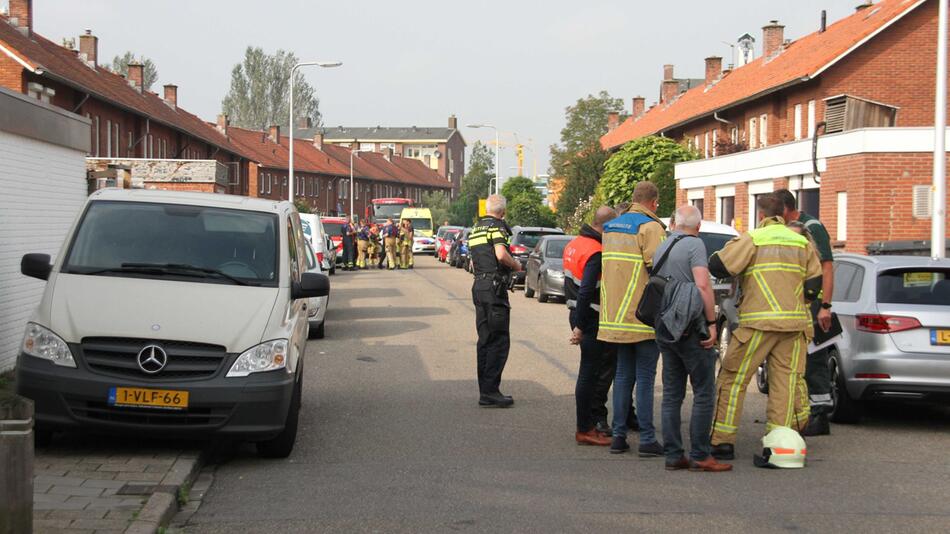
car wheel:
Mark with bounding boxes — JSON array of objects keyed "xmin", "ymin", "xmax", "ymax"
[
  {"xmin": 524, "ymin": 274, "xmax": 535, "ymax": 298},
  {"xmin": 256, "ymin": 372, "xmax": 301, "ymax": 458},
  {"xmin": 34, "ymin": 425, "xmax": 53, "ymax": 448},
  {"xmin": 756, "ymin": 359, "xmax": 769, "ymax": 395},
  {"xmin": 537, "ymin": 277, "xmax": 547, "ymax": 303},
  {"xmin": 309, "ymin": 320, "xmax": 325, "ymax": 339},
  {"xmin": 829, "ymin": 351, "xmax": 862, "ymax": 424}
]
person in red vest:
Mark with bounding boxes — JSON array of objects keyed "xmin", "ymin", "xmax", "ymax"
[{"xmin": 563, "ymin": 205, "xmax": 621, "ymax": 446}]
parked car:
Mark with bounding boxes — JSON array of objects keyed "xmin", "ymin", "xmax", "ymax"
[
  {"xmin": 16, "ymin": 189, "xmax": 329, "ymax": 458},
  {"xmin": 523, "ymin": 235, "xmax": 572, "ymax": 303},
  {"xmin": 437, "ymin": 227, "xmax": 462, "ymax": 263},
  {"xmin": 448, "ymin": 228, "xmax": 471, "ymax": 268},
  {"xmin": 303, "ymin": 241, "xmax": 329, "ymax": 339},
  {"xmin": 300, "ymin": 213, "xmax": 335, "ymax": 274},
  {"xmin": 822, "ymin": 253, "xmax": 950, "ymax": 423},
  {"xmin": 509, "ymin": 226, "xmax": 564, "ymax": 286},
  {"xmin": 320, "ymin": 216, "xmax": 348, "ymax": 269}
]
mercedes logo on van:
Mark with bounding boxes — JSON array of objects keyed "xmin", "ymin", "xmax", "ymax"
[{"xmin": 137, "ymin": 345, "xmax": 168, "ymax": 374}]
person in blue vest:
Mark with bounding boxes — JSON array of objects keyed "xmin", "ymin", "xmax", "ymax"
[{"xmin": 356, "ymin": 219, "xmax": 371, "ymax": 269}]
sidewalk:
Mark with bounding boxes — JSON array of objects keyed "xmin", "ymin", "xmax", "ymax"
[{"xmin": 33, "ymin": 440, "xmax": 201, "ymax": 534}]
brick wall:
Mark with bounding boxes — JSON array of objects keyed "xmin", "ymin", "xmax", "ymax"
[
  {"xmin": 734, "ymin": 182, "xmax": 749, "ymax": 232},
  {"xmin": 703, "ymin": 186, "xmax": 715, "ymax": 222},
  {"xmin": 0, "ymin": 53, "xmax": 23, "ymax": 93}
]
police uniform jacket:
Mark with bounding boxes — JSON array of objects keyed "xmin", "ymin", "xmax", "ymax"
[{"xmin": 468, "ymin": 216, "xmax": 511, "ymax": 276}]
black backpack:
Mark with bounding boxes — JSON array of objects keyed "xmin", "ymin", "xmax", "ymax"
[{"xmin": 635, "ymin": 234, "xmax": 690, "ymax": 328}]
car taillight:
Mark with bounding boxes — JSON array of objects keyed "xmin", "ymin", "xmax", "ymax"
[
  {"xmin": 856, "ymin": 314, "xmax": 921, "ymax": 333},
  {"xmin": 856, "ymin": 373, "xmax": 891, "ymax": 379},
  {"xmin": 317, "ymin": 252, "xmax": 325, "ymax": 264},
  {"xmin": 510, "ymin": 245, "xmax": 527, "ymax": 254}
]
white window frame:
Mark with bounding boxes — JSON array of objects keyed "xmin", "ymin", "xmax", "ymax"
[
  {"xmin": 794, "ymin": 103, "xmax": 803, "ymax": 140},
  {"xmin": 715, "ymin": 185, "xmax": 736, "ymax": 227},
  {"xmin": 836, "ymin": 191, "xmax": 848, "ymax": 241},
  {"xmin": 712, "ymin": 129, "xmax": 718, "ymax": 157},
  {"xmin": 759, "ymin": 114, "xmax": 768, "ymax": 147},
  {"xmin": 807, "ymin": 100, "xmax": 816, "ymax": 138},
  {"xmin": 703, "ymin": 131, "xmax": 710, "ymax": 158},
  {"xmin": 748, "ymin": 118, "xmax": 757, "ymax": 149},
  {"xmin": 105, "ymin": 120, "xmax": 112, "ymax": 156}
]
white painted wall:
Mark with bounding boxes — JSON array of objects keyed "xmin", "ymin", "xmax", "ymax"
[{"xmin": 0, "ymin": 130, "xmax": 87, "ymax": 372}]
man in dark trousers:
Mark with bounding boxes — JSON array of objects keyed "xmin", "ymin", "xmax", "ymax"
[
  {"xmin": 564, "ymin": 205, "xmax": 617, "ymax": 446},
  {"xmin": 468, "ymin": 194, "xmax": 522, "ymax": 408},
  {"xmin": 342, "ymin": 217, "xmax": 357, "ymax": 271},
  {"xmin": 774, "ymin": 188, "xmax": 835, "ymax": 436}
]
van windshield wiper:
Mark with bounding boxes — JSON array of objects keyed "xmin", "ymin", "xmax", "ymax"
[{"xmin": 86, "ymin": 263, "xmax": 253, "ymax": 286}]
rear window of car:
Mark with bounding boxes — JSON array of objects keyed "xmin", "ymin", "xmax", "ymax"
[
  {"xmin": 322, "ymin": 222, "xmax": 344, "ymax": 236},
  {"xmin": 444, "ymin": 230, "xmax": 461, "ymax": 240},
  {"xmin": 698, "ymin": 232, "xmax": 735, "ymax": 257},
  {"xmin": 514, "ymin": 231, "xmax": 562, "ymax": 248},
  {"xmin": 876, "ymin": 269, "xmax": 950, "ymax": 305}
]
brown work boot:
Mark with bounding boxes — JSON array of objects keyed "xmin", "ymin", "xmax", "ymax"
[
  {"xmin": 689, "ymin": 456, "xmax": 733, "ymax": 472},
  {"xmin": 575, "ymin": 429, "xmax": 612, "ymax": 446}
]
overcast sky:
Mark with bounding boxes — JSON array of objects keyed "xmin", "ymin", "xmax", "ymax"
[{"xmin": 28, "ymin": 0, "xmax": 860, "ymax": 178}]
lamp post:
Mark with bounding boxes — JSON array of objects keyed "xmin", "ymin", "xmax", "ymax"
[
  {"xmin": 932, "ymin": 0, "xmax": 947, "ymax": 259},
  {"xmin": 349, "ymin": 147, "xmax": 364, "ymax": 223},
  {"xmin": 288, "ymin": 60, "xmax": 342, "ymax": 203},
  {"xmin": 467, "ymin": 124, "xmax": 499, "ymax": 195}
]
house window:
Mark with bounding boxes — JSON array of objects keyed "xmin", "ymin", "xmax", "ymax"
[
  {"xmin": 798, "ymin": 188, "xmax": 820, "ymax": 216},
  {"xmin": 359, "ymin": 142, "xmax": 376, "ymax": 151},
  {"xmin": 691, "ymin": 198, "xmax": 704, "ymax": 217},
  {"xmin": 355, "ymin": 181, "xmax": 360, "ymax": 200},
  {"xmin": 731, "ymin": 127, "xmax": 738, "ymax": 144},
  {"xmin": 703, "ymin": 131, "xmax": 710, "ymax": 158},
  {"xmin": 693, "ymin": 135, "xmax": 699, "ymax": 151},
  {"xmin": 759, "ymin": 114, "xmax": 768, "ymax": 147},
  {"xmin": 94, "ymin": 116, "xmax": 100, "ymax": 156},
  {"xmin": 794, "ymin": 103, "xmax": 803, "ymax": 140},
  {"xmin": 807, "ymin": 100, "xmax": 816, "ymax": 138},
  {"xmin": 748, "ymin": 118, "xmax": 757, "ymax": 149},
  {"xmin": 128, "ymin": 132, "xmax": 133, "ymax": 157},
  {"xmin": 448, "ymin": 148, "xmax": 454, "ymax": 174},
  {"xmin": 105, "ymin": 120, "xmax": 112, "ymax": 156},
  {"xmin": 836, "ymin": 192, "xmax": 848, "ymax": 241},
  {"xmin": 267, "ymin": 173, "xmax": 272, "ymax": 195},
  {"xmin": 719, "ymin": 196, "xmax": 735, "ymax": 227},
  {"xmin": 259, "ymin": 173, "xmax": 265, "ymax": 194}
]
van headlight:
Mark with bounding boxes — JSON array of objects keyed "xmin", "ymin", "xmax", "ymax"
[
  {"xmin": 227, "ymin": 339, "xmax": 289, "ymax": 377},
  {"xmin": 22, "ymin": 323, "xmax": 76, "ymax": 368}
]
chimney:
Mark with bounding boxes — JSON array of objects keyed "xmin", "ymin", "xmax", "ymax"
[
  {"xmin": 8, "ymin": 0, "xmax": 32, "ymax": 35},
  {"xmin": 127, "ymin": 62, "xmax": 144, "ymax": 92},
  {"xmin": 855, "ymin": 1, "xmax": 872, "ymax": 12},
  {"xmin": 383, "ymin": 147, "xmax": 393, "ymax": 161},
  {"xmin": 312, "ymin": 131, "xmax": 324, "ymax": 150},
  {"xmin": 607, "ymin": 112, "xmax": 620, "ymax": 132},
  {"xmin": 632, "ymin": 96, "xmax": 645, "ymax": 118},
  {"xmin": 448, "ymin": 114, "xmax": 458, "ymax": 129},
  {"xmin": 163, "ymin": 84, "xmax": 177, "ymax": 108},
  {"xmin": 663, "ymin": 64, "xmax": 674, "ymax": 81},
  {"xmin": 762, "ymin": 20, "xmax": 785, "ymax": 58},
  {"xmin": 661, "ymin": 79, "xmax": 679, "ymax": 104},
  {"xmin": 704, "ymin": 56, "xmax": 722, "ymax": 85},
  {"xmin": 268, "ymin": 125, "xmax": 280, "ymax": 144},
  {"xmin": 820, "ymin": 10, "xmax": 827, "ymax": 33},
  {"xmin": 216, "ymin": 114, "xmax": 229, "ymax": 136},
  {"xmin": 296, "ymin": 117, "xmax": 312, "ymax": 130},
  {"xmin": 79, "ymin": 30, "xmax": 98, "ymax": 68}
]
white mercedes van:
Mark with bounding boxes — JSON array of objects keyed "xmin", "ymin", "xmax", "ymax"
[{"xmin": 16, "ymin": 189, "xmax": 328, "ymax": 458}]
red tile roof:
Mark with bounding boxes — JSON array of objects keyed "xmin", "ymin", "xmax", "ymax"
[
  {"xmin": 601, "ymin": 0, "xmax": 926, "ymax": 150},
  {"xmin": 0, "ymin": 18, "xmax": 243, "ymax": 156}
]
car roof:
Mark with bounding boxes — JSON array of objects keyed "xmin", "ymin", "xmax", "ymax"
[
  {"xmin": 660, "ymin": 218, "xmax": 739, "ymax": 236},
  {"xmin": 89, "ymin": 188, "xmax": 289, "ymax": 213},
  {"xmin": 835, "ymin": 252, "xmax": 950, "ymax": 269},
  {"xmin": 540, "ymin": 235, "xmax": 574, "ymax": 242},
  {"xmin": 512, "ymin": 226, "xmax": 563, "ymax": 233}
]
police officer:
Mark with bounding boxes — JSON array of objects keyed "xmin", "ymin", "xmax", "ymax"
[
  {"xmin": 469, "ymin": 194, "xmax": 522, "ymax": 408},
  {"xmin": 708, "ymin": 193, "xmax": 823, "ymax": 460},
  {"xmin": 774, "ymin": 189, "xmax": 836, "ymax": 436}
]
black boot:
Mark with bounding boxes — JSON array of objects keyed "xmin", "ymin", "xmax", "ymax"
[
  {"xmin": 801, "ymin": 413, "xmax": 830, "ymax": 436},
  {"xmin": 478, "ymin": 392, "xmax": 513, "ymax": 408},
  {"xmin": 610, "ymin": 436, "xmax": 630, "ymax": 454},
  {"xmin": 711, "ymin": 443, "xmax": 735, "ymax": 460}
]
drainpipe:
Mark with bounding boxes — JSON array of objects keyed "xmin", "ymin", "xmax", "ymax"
[{"xmin": 713, "ymin": 112, "xmax": 732, "ymax": 126}]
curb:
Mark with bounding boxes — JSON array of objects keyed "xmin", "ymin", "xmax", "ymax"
[{"xmin": 124, "ymin": 451, "xmax": 204, "ymax": 534}]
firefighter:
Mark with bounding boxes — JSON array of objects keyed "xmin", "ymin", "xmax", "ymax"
[
  {"xmin": 356, "ymin": 219, "xmax": 370, "ymax": 269},
  {"xmin": 404, "ymin": 219, "xmax": 415, "ymax": 269},
  {"xmin": 368, "ymin": 224, "xmax": 382, "ymax": 268},
  {"xmin": 398, "ymin": 220, "xmax": 412, "ymax": 269},
  {"xmin": 598, "ymin": 181, "xmax": 667, "ymax": 456},
  {"xmin": 708, "ymin": 193, "xmax": 823, "ymax": 461},
  {"xmin": 382, "ymin": 218, "xmax": 399, "ymax": 270}
]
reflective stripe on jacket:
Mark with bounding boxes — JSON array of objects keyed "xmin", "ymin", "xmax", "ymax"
[
  {"xmin": 563, "ymin": 234, "xmax": 602, "ymax": 310},
  {"xmin": 597, "ymin": 203, "xmax": 666, "ymax": 344},
  {"xmin": 713, "ymin": 217, "xmax": 823, "ymax": 333}
]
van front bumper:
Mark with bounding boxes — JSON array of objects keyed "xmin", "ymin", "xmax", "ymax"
[{"xmin": 15, "ymin": 353, "xmax": 295, "ymax": 441}]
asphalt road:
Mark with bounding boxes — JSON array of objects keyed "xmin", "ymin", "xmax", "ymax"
[{"xmin": 186, "ymin": 256, "xmax": 950, "ymax": 533}]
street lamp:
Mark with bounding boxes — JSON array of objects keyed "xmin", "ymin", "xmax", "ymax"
[
  {"xmin": 467, "ymin": 124, "xmax": 500, "ymax": 195},
  {"xmin": 349, "ymin": 147, "xmax": 366, "ymax": 223},
  {"xmin": 288, "ymin": 60, "xmax": 342, "ymax": 203}
]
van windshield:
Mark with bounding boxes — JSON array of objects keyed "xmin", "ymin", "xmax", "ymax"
[
  {"xmin": 407, "ymin": 218, "xmax": 432, "ymax": 230},
  {"xmin": 63, "ymin": 201, "xmax": 279, "ymax": 286}
]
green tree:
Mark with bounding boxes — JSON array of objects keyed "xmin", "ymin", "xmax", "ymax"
[
  {"xmin": 110, "ymin": 52, "xmax": 159, "ymax": 91},
  {"xmin": 294, "ymin": 199, "xmax": 312, "ymax": 214},
  {"xmin": 555, "ymin": 145, "xmax": 609, "ymax": 228},
  {"xmin": 221, "ymin": 47, "xmax": 322, "ymax": 131},
  {"xmin": 598, "ymin": 136, "xmax": 697, "ymax": 217},
  {"xmin": 420, "ymin": 191, "xmax": 450, "ymax": 229},
  {"xmin": 500, "ymin": 176, "xmax": 538, "ymax": 203}
]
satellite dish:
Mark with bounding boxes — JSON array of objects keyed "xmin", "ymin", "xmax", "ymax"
[{"xmin": 433, "ymin": 150, "xmax": 442, "ymax": 159}]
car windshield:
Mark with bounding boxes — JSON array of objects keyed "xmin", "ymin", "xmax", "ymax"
[
  {"xmin": 444, "ymin": 230, "xmax": 461, "ymax": 240},
  {"xmin": 408, "ymin": 218, "xmax": 432, "ymax": 230},
  {"xmin": 322, "ymin": 222, "xmax": 344, "ymax": 236},
  {"xmin": 545, "ymin": 239, "xmax": 568, "ymax": 258},
  {"xmin": 63, "ymin": 201, "xmax": 279, "ymax": 286},
  {"xmin": 698, "ymin": 232, "xmax": 736, "ymax": 257},
  {"xmin": 876, "ymin": 269, "xmax": 950, "ymax": 305},
  {"xmin": 514, "ymin": 231, "xmax": 561, "ymax": 248},
  {"xmin": 374, "ymin": 204, "xmax": 409, "ymax": 220}
]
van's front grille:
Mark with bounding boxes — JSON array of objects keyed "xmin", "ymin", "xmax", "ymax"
[
  {"xmin": 65, "ymin": 398, "xmax": 231, "ymax": 427},
  {"xmin": 79, "ymin": 338, "xmax": 228, "ymax": 380}
]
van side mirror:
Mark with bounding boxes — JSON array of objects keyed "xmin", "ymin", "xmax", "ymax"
[
  {"xmin": 292, "ymin": 272, "xmax": 330, "ymax": 299},
  {"xmin": 21, "ymin": 253, "xmax": 52, "ymax": 280}
]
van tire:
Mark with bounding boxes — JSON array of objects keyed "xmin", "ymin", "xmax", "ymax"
[
  {"xmin": 34, "ymin": 426, "xmax": 53, "ymax": 448},
  {"xmin": 309, "ymin": 320, "xmax": 325, "ymax": 339},
  {"xmin": 256, "ymin": 375, "xmax": 301, "ymax": 459}
]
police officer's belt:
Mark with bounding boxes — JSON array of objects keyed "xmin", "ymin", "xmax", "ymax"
[{"xmin": 474, "ymin": 272, "xmax": 497, "ymax": 280}]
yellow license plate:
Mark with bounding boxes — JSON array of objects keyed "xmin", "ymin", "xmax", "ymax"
[
  {"xmin": 933, "ymin": 330, "xmax": 950, "ymax": 346},
  {"xmin": 108, "ymin": 387, "xmax": 189, "ymax": 410}
]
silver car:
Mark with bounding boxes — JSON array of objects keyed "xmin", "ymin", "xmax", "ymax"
[
  {"xmin": 829, "ymin": 254, "xmax": 950, "ymax": 422},
  {"xmin": 523, "ymin": 235, "xmax": 572, "ymax": 303}
]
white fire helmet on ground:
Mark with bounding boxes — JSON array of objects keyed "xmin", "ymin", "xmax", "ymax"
[{"xmin": 753, "ymin": 426, "xmax": 807, "ymax": 469}]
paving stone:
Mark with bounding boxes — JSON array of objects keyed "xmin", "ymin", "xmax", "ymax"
[
  {"xmin": 144, "ymin": 464, "xmax": 170, "ymax": 474},
  {"xmin": 69, "ymin": 518, "xmax": 130, "ymax": 530},
  {"xmin": 83, "ymin": 497, "xmax": 144, "ymax": 510},
  {"xmin": 34, "ymin": 493, "xmax": 71, "ymax": 503},
  {"xmin": 113, "ymin": 472, "xmax": 163, "ymax": 482},
  {"xmin": 35, "ymin": 475, "xmax": 87, "ymax": 487},
  {"xmin": 35, "ymin": 481, "xmax": 54, "ymax": 493},
  {"xmin": 33, "ymin": 499, "xmax": 88, "ymax": 511},
  {"xmin": 46, "ymin": 509, "xmax": 109, "ymax": 520},
  {"xmin": 104, "ymin": 509, "xmax": 138, "ymax": 521},
  {"xmin": 48, "ymin": 485, "xmax": 106, "ymax": 498},
  {"xmin": 33, "ymin": 468, "xmax": 70, "ymax": 477},
  {"xmin": 33, "ymin": 518, "xmax": 74, "ymax": 529},
  {"xmin": 80, "ymin": 479, "xmax": 127, "ymax": 490},
  {"xmin": 190, "ymin": 472, "xmax": 213, "ymax": 492},
  {"xmin": 96, "ymin": 464, "xmax": 145, "ymax": 473},
  {"xmin": 66, "ymin": 470, "xmax": 118, "ymax": 480}
]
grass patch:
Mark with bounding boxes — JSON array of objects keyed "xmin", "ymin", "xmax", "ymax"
[{"xmin": 177, "ymin": 482, "xmax": 191, "ymax": 507}]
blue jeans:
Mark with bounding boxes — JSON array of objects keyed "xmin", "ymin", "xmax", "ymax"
[
  {"xmin": 657, "ymin": 326, "xmax": 717, "ymax": 462},
  {"xmin": 611, "ymin": 340, "xmax": 659, "ymax": 444}
]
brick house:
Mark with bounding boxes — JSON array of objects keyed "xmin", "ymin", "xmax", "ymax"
[
  {"xmin": 296, "ymin": 115, "xmax": 466, "ymax": 197},
  {"xmin": 0, "ymin": 1, "xmax": 249, "ymax": 194},
  {"xmin": 601, "ymin": 0, "xmax": 950, "ymax": 253}
]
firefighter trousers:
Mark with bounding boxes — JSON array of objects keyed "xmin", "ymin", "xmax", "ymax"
[
  {"xmin": 356, "ymin": 239, "xmax": 369, "ymax": 268},
  {"xmin": 384, "ymin": 237, "xmax": 398, "ymax": 269},
  {"xmin": 712, "ymin": 328, "xmax": 810, "ymax": 445}
]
